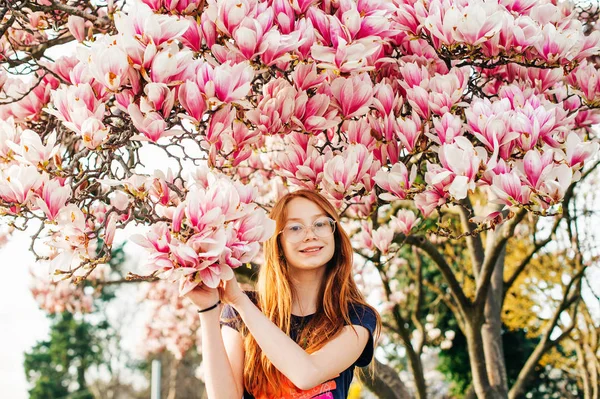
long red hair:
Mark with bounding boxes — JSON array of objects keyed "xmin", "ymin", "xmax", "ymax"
[{"xmin": 242, "ymin": 189, "xmax": 381, "ymax": 397}]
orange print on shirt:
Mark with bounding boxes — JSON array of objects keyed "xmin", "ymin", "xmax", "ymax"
[{"xmin": 255, "ymin": 379, "xmax": 337, "ymax": 399}]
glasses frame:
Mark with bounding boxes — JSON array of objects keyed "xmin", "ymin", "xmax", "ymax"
[{"xmin": 278, "ymin": 217, "xmax": 337, "ymax": 243}]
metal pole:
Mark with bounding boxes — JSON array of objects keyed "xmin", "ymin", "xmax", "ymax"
[{"xmin": 151, "ymin": 359, "xmax": 162, "ymax": 399}]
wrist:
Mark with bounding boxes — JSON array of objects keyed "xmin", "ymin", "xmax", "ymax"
[
  {"xmin": 230, "ymin": 292, "xmax": 250, "ymax": 311},
  {"xmin": 197, "ymin": 299, "xmax": 221, "ymax": 314}
]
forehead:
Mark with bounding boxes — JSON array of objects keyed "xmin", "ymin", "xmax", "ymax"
[{"xmin": 285, "ymin": 197, "xmax": 326, "ymax": 220}]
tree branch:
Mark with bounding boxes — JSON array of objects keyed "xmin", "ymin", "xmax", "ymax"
[
  {"xmin": 458, "ymin": 197, "xmax": 485, "ymax": 279},
  {"xmin": 474, "ymin": 208, "xmax": 527, "ymax": 310},
  {"xmin": 404, "ymin": 235, "xmax": 471, "ymax": 316}
]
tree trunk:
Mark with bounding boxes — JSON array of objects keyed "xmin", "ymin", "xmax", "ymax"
[
  {"xmin": 481, "ymin": 239, "xmax": 508, "ymax": 397},
  {"xmin": 465, "ymin": 320, "xmax": 505, "ymax": 399},
  {"xmin": 361, "ymin": 358, "xmax": 413, "ymax": 399},
  {"xmin": 405, "ymin": 343, "xmax": 427, "ymax": 399}
]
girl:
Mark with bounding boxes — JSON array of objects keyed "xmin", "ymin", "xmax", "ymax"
[{"xmin": 186, "ymin": 189, "xmax": 381, "ymax": 399}]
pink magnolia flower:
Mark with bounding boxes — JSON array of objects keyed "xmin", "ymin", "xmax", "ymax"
[
  {"xmin": 429, "ymin": 112, "xmax": 464, "ymax": 145},
  {"xmin": 399, "ymin": 62, "xmax": 430, "ymax": 91},
  {"xmin": 373, "ymin": 161, "xmax": 417, "ymax": 201},
  {"xmin": 273, "ymin": 0, "xmax": 296, "ymax": 33},
  {"xmin": 7, "ymin": 130, "xmax": 58, "ymax": 167},
  {"xmin": 128, "ymin": 104, "xmax": 174, "ymax": 142},
  {"xmin": 395, "ymin": 112, "xmax": 423, "ymax": 153},
  {"xmin": 311, "ymin": 37, "xmax": 380, "ymax": 73},
  {"xmin": 235, "ymin": 207, "xmax": 276, "ymax": 242},
  {"xmin": 80, "ymin": 118, "xmax": 110, "ymax": 150},
  {"xmin": 202, "ymin": 61, "xmax": 254, "ymax": 104},
  {"xmin": 275, "ymin": 142, "xmax": 329, "ymax": 190},
  {"xmin": 537, "ymin": 164, "xmax": 573, "ymax": 206},
  {"xmin": 35, "ymin": 178, "xmax": 71, "ymax": 221},
  {"xmin": 46, "ymin": 83, "xmax": 104, "ymax": 134},
  {"xmin": 292, "ymin": 92, "xmax": 341, "ymax": 133},
  {"xmin": 443, "ymin": 1, "xmax": 504, "ymax": 46},
  {"xmin": 259, "ymin": 29, "xmax": 304, "ymax": 67},
  {"xmin": 569, "ymin": 61, "xmax": 600, "ymax": 104},
  {"xmin": 246, "ymin": 79, "xmax": 297, "ymax": 135},
  {"xmin": 428, "ymin": 68, "xmax": 469, "ymax": 116},
  {"xmin": 115, "ymin": 0, "xmax": 190, "ymax": 46},
  {"xmin": 291, "ymin": 62, "xmax": 326, "ymax": 91},
  {"xmin": 414, "ymin": 188, "xmax": 446, "ymax": 218},
  {"xmin": 330, "ymin": 74, "xmax": 374, "ymax": 118},
  {"xmin": 521, "ymin": 149, "xmax": 554, "ymax": 190},
  {"xmin": 67, "ymin": 15, "xmax": 87, "ymax": 42},
  {"xmin": 84, "ymin": 41, "xmax": 130, "ymax": 91},
  {"xmin": 295, "ymin": 18, "xmax": 316, "ymax": 60},
  {"xmin": 148, "ymin": 45, "xmax": 193, "ymax": 84},
  {"xmin": 211, "ymin": 0, "xmax": 259, "ymax": 37},
  {"xmin": 165, "ymin": 0, "xmax": 203, "ymax": 14},
  {"xmin": 391, "ymin": 209, "xmax": 421, "ymax": 236},
  {"xmin": 436, "ymin": 137, "xmax": 481, "ymax": 200},
  {"xmin": 180, "ymin": 16, "xmax": 203, "ymax": 52},
  {"xmin": 131, "ymin": 222, "xmax": 172, "ymax": 253},
  {"xmin": 346, "ymin": 118, "xmax": 376, "ymax": 149},
  {"xmin": 104, "ymin": 213, "xmax": 118, "ymax": 247},
  {"xmin": 564, "ymin": 132, "xmax": 599, "ymax": 170},
  {"xmin": 490, "ymin": 172, "xmax": 531, "ymax": 207},
  {"xmin": 372, "ymin": 225, "xmax": 394, "ymax": 255},
  {"xmin": 405, "ymin": 85, "xmax": 430, "ymax": 120},
  {"xmin": 322, "ymin": 144, "xmax": 376, "ymax": 200},
  {"xmin": 0, "ymin": 164, "xmax": 42, "ymax": 204},
  {"xmin": 0, "ymin": 117, "xmax": 20, "ymax": 159},
  {"xmin": 141, "ymin": 83, "xmax": 175, "ymax": 117},
  {"xmin": 372, "ymin": 82, "xmax": 400, "ymax": 117},
  {"xmin": 534, "ymin": 24, "xmax": 580, "ymax": 64},
  {"xmin": 178, "ymin": 80, "xmax": 208, "ymax": 124}
]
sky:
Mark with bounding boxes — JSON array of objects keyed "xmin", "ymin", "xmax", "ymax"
[{"xmin": 0, "ymin": 230, "xmax": 50, "ymax": 399}]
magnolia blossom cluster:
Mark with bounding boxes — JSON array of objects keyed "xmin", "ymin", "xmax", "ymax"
[
  {"xmin": 0, "ymin": 0, "xmax": 599, "ymax": 345},
  {"xmin": 29, "ymin": 263, "xmax": 111, "ymax": 314},
  {"xmin": 131, "ymin": 172, "xmax": 275, "ymax": 295},
  {"xmin": 137, "ymin": 280, "xmax": 200, "ymax": 360}
]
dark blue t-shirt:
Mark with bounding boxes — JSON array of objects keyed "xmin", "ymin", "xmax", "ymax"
[{"xmin": 220, "ymin": 293, "xmax": 377, "ymax": 399}]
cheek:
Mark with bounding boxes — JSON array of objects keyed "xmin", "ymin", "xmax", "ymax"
[{"xmin": 281, "ymin": 240, "xmax": 295, "ymax": 260}]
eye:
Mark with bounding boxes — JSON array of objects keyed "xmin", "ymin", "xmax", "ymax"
[
  {"xmin": 314, "ymin": 220, "xmax": 328, "ymax": 228},
  {"xmin": 286, "ymin": 224, "xmax": 304, "ymax": 232}
]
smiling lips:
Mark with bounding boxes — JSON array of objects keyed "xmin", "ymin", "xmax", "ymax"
[{"xmin": 299, "ymin": 246, "xmax": 323, "ymax": 253}]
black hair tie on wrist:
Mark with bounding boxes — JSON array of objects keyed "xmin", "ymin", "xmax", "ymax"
[{"xmin": 197, "ymin": 300, "xmax": 221, "ymax": 314}]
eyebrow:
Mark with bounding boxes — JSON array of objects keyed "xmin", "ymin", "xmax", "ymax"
[{"xmin": 286, "ymin": 214, "xmax": 327, "ymax": 221}]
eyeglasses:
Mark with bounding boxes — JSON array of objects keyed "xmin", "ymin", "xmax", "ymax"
[{"xmin": 279, "ymin": 217, "xmax": 337, "ymax": 243}]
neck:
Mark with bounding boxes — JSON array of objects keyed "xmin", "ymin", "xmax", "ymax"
[{"xmin": 289, "ymin": 267, "xmax": 326, "ymax": 316}]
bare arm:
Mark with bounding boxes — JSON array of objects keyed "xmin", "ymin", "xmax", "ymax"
[
  {"xmin": 234, "ymin": 294, "xmax": 370, "ymax": 391},
  {"xmin": 198, "ymin": 307, "xmax": 245, "ymax": 399}
]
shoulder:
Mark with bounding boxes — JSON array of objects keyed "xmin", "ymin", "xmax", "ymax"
[
  {"xmin": 344, "ymin": 302, "xmax": 379, "ymax": 368},
  {"xmin": 346, "ymin": 302, "xmax": 378, "ymax": 334}
]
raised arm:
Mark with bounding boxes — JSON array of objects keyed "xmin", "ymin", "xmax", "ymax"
[{"xmin": 186, "ymin": 286, "xmax": 244, "ymax": 399}]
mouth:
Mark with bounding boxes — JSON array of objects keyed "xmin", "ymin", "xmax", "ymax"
[{"xmin": 299, "ymin": 246, "xmax": 324, "ymax": 254}]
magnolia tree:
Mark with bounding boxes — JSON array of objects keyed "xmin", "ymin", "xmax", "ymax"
[{"xmin": 2, "ymin": 0, "xmax": 600, "ymax": 397}]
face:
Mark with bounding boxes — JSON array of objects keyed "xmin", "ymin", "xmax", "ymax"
[{"xmin": 279, "ymin": 197, "xmax": 336, "ymax": 273}]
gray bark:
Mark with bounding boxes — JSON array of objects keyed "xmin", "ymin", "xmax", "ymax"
[
  {"xmin": 361, "ymin": 358, "xmax": 413, "ymax": 399},
  {"xmin": 481, "ymin": 232, "xmax": 508, "ymax": 396}
]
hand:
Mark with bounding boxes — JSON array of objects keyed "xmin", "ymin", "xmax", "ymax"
[
  {"xmin": 220, "ymin": 273, "xmax": 247, "ymax": 308},
  {"xmin": 184, "ymin": 283, "xmax": 220, "ymax": 312}
]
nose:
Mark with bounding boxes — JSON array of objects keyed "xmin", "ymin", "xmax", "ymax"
[{"xmin": 303, "ymin": 226, "xmax": 318, "ymax": 241}]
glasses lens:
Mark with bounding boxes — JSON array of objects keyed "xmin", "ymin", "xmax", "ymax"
[
  {"xmin": 283, "ymin": 224, "xmax": 305, "ymax": 243},
  {"xmin": 313, "ymin": 218, "xmax": 335, "ymax": 238}
]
